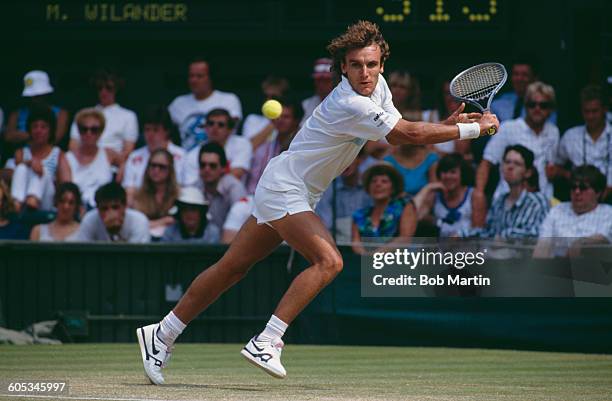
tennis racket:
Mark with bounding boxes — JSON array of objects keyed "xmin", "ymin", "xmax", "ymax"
[{"xmin": 449, "ymin": 62, "xmax": 507, "ymax": 135}]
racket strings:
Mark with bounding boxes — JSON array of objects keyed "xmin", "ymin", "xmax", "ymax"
[{"xmin": 452, "ymin": 65, "xmax": 506, "ymax": 100}]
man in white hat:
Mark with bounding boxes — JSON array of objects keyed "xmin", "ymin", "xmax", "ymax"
[
  {"xmin": 160, "ymin": 186, "xmax": 220, "ymax": 243},
  {"xmin": 300, "ymin": 58, "xmax": 335, "ymax": 124},
  {"xmin": 3, "ymin": 71, "xmax": 69, "ymax": 152}
]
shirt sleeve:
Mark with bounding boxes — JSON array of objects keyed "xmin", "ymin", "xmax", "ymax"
[
  {"xmin": 123, "ymin": 110, "xmax": 139, "ymax": 143},
  {"xmin": 343, "ymin": 96, "xmax": 400, "ymax": 141},
  {"xmin": 76, "ymin": 211, "xmax": 97, "ymax": 241},
  {"xmin": 546, "ymin": 127, "xmax": 560, "ymax": 165},
  {"xmin": 241, "ymin": 114, "xmax": 260, "ymax": 139},
  {"xmin": 228, "ymin": 94, "xmax": 243, "ymax": 120},
  {"xmin": 227, "ymin": 178, "xmax": 248, "ymax": 204},
  {"xmin": 223, "ymin": 198, "xmax": 252, "ymax": 231},
  {"xmin": 69, "ymin": 120, "xmax": 80, "ymax": 141},
  {"xmin": 228, "ymin": 138, "xmax": 252, "ymax": 171},
  {"xmin": 128, "ymin": 211, "xmax": 151, "ymax": 243},
  {"xmin": 555, "ymin": 131, "xmax": 570, "ymax": 165},
  {"xmin": 482, "ymin": 125, "xmax": 508, "ymax": 164},
  {"xmin": 182, "ymin": 148, "xmax": 200, "ymax": 187},
  {"xmin": 121, "ymin": 154, "xmax": 136, "ymax": 188},
  {"xmin": 168, "ymin": 98, "xmax": 182, "ymax": 125}
]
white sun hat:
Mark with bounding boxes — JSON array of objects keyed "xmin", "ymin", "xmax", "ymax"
[
  {"xmin": 22, "ymin": 70, "xmax": 54, "ymax": 97},
  {"xmin": 176, "ymin": 186, "xmax": 208, "ymax": 207}
]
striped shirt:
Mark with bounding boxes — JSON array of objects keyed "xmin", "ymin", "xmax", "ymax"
[{"xmin": 462, "ymin": 190, "xmax": 549, "ymax": 239}]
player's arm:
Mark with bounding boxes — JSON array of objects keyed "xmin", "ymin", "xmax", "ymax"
[
  {"xmin": 386, "ymin": 104, "xmax": 498, "ymax": 146},
  {"xmin": 386, "ymin": 115, "xmax": 499, "ymax": 146}
]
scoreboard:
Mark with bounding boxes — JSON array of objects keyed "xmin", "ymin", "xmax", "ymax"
[{"xmin": 6, "ymin": 1, "xmax": 508, "ymax": 41}]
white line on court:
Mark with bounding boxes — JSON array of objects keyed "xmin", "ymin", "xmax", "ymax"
[{"xmin": 0, "ymin": 395, "xmax": 203, "ymax": 401}]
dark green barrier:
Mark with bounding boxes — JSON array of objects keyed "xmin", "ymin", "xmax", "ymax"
[
  {"xmin": 0, "ymin": 242, "xmax": 293, "ymax": 343},
  {"xmin": 298, "ymin": 251, "xmax": 612, "ymax": 354},
  {"xmin": 1, "ymin": 242, "xmax": 611, "ymax": 353}
]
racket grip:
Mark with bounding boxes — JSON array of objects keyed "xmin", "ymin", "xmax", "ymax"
[{"xmin": 487, "ymin": 126, "xmax": 497, "ymax": 135}]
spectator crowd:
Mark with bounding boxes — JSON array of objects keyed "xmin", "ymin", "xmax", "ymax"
[{"xmin": 0, "ymin": 57, "xmax": 610, "ymax": 258}]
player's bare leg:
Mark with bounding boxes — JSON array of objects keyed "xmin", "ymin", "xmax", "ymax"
[
  {"xmin": 138, "ymin": 217, "xmax": 282, "ymax": 384},
  {"xmin": 268, "ymin": 211, "xmax": 343, "ymax": 323},
  {"xmin": 241, "ymin": 211, "xmax": 343, "ymax": 378},
  {"xmin": 173, "ymin": 217, "xmax": 283, "ymax": 323}
]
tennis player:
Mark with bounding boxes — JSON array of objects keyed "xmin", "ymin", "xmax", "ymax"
[{"xmin": 137, "ymin": 20, "xmax": 499, "ymax": 384}]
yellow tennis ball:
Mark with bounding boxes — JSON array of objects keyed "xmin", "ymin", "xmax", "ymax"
[{"xmin": 262, "ymin": 99, "xmax": 282, "ymax": 119}]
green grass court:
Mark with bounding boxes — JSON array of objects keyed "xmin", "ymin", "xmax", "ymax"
[{"xmin": 2, "ymin": 344, "xmax": 612, "ymax": 401}]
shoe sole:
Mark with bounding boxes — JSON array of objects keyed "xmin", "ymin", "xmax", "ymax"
[
  {"xmin": 240, "ymin": 349, "xmax": 286, "ymax": 379},
  {"xmin": 136, "ymin": 328, "xmax": 158, "ymax": 385}
]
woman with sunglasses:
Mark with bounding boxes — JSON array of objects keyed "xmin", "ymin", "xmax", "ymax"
[
  {"xmin": 65, "ymin": 108, "xmax": 116, "ymax": 209},
  {"xmin": 132, "ymin": 148, "xmax": 179, "ymax": 240},
  {"xmin": 534, "ymin": 165, "xmax": 612, "ymax": 258}
]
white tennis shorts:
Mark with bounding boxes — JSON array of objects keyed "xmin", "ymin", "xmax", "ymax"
[{"xmin": 252, "ymin": 185, "xmax": 321, "ymax": 225}]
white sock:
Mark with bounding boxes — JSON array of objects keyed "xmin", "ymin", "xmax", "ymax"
[
  {"xmin": 157, "ymin": 311, "xmax": 186, "ymax": 346},
  {"xmin": 259, "ymin": 314, "xmax": 288, "ymax": 341}
]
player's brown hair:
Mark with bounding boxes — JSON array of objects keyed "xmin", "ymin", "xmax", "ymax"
[{"xmin": 326, "ymin": 20, "xmax": 390, "ymax": 76}]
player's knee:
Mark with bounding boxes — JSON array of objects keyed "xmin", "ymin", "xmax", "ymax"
[
  {"xmin": 317, "ymin": 253, "xmax": 343, "ymax": 280},
  {"xmin": 215, "ymin": 258, "xmax": 252, "ymax": 281}
]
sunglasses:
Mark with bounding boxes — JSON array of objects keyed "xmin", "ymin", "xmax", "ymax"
[
  {"xmin": 78, "ymin": 125, "xmax": 101, "ymax": 134},
  {"xmin": 570, "ymin": 182, "xmax": 592, "ymax": 192},
  {"xmin": 149, "ymin": 162, "xmax": 169, "ymax": 171},
  {"xmin": 525, "ymin": 101, "xmax": 553, "ymax": 110},
  {"xmin": 205, "ymin": 120, "xmax": 228, "ymax": 128},
  {"xmin": 199, "ymin": 161, "xmax": 220, "ymax": 169}
]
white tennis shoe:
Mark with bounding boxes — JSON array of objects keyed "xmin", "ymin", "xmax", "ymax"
[
  {"xmin": 240, "ymin": 335, "xmax": 287, "ymax": 379},
  {"xmin": 136, "ymin": 323, "xmax": 173, "ymax": 385}
]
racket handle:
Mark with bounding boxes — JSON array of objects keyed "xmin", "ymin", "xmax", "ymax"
[{"xmin": 487, "ymin": 126, "xmax": 497, "ymax": 135}]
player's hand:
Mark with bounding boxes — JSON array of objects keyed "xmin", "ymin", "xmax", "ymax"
[
  {"xmin": 478, "ymin": 112, "xmax": 499, "ymax": 136},
  {"xmin": 443, "ymin": 102, "xmax": 482, "ymax": 125}
]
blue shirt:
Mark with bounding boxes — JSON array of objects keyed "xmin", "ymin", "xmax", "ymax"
[
  {"xmin": 384, "ymin": 152, "xmax": 439, "ymax": 195},
  {"xmin": 17, "ymin": 106, "xmax": 62, "ymax": 132},
  {"xmin": 353, "ymin": 196, "xmax": 411, "ymax": 238}
]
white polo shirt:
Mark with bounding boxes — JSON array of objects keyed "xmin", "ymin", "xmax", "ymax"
[
  {"xmin": 538, "ymin": 202, "xmax": 612, "ymax": 256},
  {"xmin": 122, "ymin": 142, "xmax": 186, "ymax": 189},
  {"xmin": 556, "ymin": 122, "xmax": 612, "ymax": 186},
  {"xmin": 168, "ymin": 90, "xmax": 242, "ymax": 151},
  {"xmin": 70, "ymin": 103, "xmax": 139, "ymax": 153},
  {"xmin": 242, "ymin": 113, "xmax": 273, "ymax": 140},
  {"xmin": 483, "ymin": 117, "xmax": 560, "ymax": 199},
  {"xmin": 182, "ymin": 135, "xmax": 253, "ymax": 186},
  {"xmin": 258, "ymin": 75, "xmax": 401, "ymax": 196}
]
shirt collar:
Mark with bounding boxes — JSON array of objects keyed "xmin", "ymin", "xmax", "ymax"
[
  {"xmin": 518, "ymin": 117, "xmax": 551, "ymax": 137},
  {"xmin": 503, "ymin": 189, "xmax": 528, "ymax": 209},
  {"xmin": 97, "ymin": 103, "xmax": 118, "ymax": 111}
]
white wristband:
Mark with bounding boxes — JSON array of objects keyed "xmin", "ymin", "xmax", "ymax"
[{"xmin": 457, "ymin": 122, "xmax": 480, "ymax": 140}]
